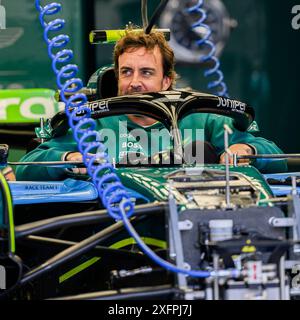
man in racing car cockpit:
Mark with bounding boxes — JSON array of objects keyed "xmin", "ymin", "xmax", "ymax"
[{"xmin": 16, "ymin": 30, "xmax": 287, "ymax": 181}]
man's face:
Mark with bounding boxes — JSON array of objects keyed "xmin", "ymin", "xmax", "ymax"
[{"xmin": 118, "ymin": 45, "xmax": 171, "ymax": 95}]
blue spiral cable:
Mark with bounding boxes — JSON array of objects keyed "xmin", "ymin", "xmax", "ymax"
[
  {"xmin": 34, "ymin": 0, "xmax": 240, "ymax": 280},
  {"xmin": 35, "ymin": 0, "xmax": 134, "ymax": 220},
  {"xmin": 186, "ymin": 0, "xmax": 229, "ymax": 97}
]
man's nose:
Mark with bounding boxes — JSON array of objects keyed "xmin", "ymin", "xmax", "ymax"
[{"xmin": 129, "ymin": 72, "xmax": 142, "ymax": 90}]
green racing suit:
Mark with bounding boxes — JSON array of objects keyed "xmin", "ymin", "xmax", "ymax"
[{"xmin": 16, "ymin": 113, "xmax": 287, "ymax": 181}]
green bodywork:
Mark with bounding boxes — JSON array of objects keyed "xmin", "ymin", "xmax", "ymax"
[{"xmin": 117, "ymin": 164, "xmax": 273, "ymax": 205}]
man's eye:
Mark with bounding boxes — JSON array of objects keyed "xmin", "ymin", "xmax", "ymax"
[
  {"xmin": 121, "ymin": 69, "xmax": 132, "ymax": 76},
  {"xmin": 143, "ymin": 70, "xmax": 153, "ymax": 76}
]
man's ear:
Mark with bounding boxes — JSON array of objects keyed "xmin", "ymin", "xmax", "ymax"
[{"xmin": 162, "ymin": 76, "xmax": 172, "ymax": 91}]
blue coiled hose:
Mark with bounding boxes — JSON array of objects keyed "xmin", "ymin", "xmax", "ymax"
[
  {"xmin": 35, "ymin": 0, "xmax": 134, "ymax": 220},
  {"xmin": 34, "ymin": 1, "xmax": 240, "ymax": 279},
  {"xmin": 186, "ymin": 0, "xmax": 229, "ymax": 97}
]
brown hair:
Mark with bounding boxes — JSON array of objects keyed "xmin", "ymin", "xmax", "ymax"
[{"xmin": 113, "ymin": 30, "xmax": 176, "ymax": 88}]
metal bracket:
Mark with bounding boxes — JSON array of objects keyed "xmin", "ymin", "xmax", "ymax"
[
  {"xmin": 269, "ymin": 217, "xmax": 295, "ymax": 228},
  {"xmin": 292, "ymin": 194, "xmax": 300, "ymax": 237},
  {"xmin": 223, "ymin": 125, "xmax": 235, "ymax": 210},
  {"xmin": 168, "ymin": 183, "xmax": 188, "ymax": 289},
  {"xmin": 178, "ymin": 219, "xmax": 193, "ymax": 231},
  {"xmin": 287, "ymin": 191, "xmax": 300, "ymax": 253}
]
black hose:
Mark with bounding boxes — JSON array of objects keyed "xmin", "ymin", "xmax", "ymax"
[
  {"xmin": 0, "ymin": 253, "xmax": 23, "ymax": 300},
  {"xmin": 0, "ymin": 172, "xmax": 24, "ymax": 300},
  {"xmin": 145, "ymin": 0, "xmax": 170, "ymax": 34},
  {"xmin": 141, "ymin": 0, "xmax": 148, "ymax": 29}
]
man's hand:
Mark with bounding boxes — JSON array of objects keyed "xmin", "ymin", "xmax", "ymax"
[
  {"xmin": 65, "ymin": 152, "xmax": 87, "ymax": 175},
  {"xmin": 219, "ymin": 143, "xmax": 255, "ymax": 165},
  {"xmin": 1, "ymin": 166, "xmax": 16, "ymax": 181}
]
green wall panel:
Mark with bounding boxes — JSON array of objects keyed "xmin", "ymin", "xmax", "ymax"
[{"xmin": 0, "ymin": 0, "xmax": 87, "ymax": 90}]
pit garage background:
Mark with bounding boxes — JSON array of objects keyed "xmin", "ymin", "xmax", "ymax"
[{"xmin": 0, "ymin": 0, "xmax": 299, "ymax": 167}]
